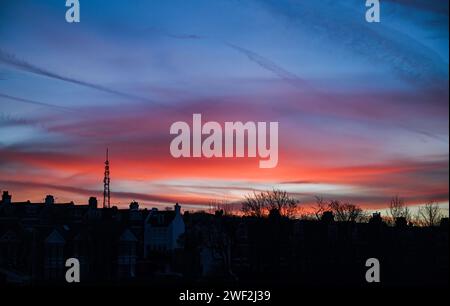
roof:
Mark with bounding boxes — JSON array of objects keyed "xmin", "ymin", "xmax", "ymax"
[
  {"xmin": 120, "ymin": 229, "xmax": 138, "ymax": 242},
  {"xmin": 146, "ymin": 210, "xmax": 176, "ymax": 227},
  {"xmin": 45, "ymin": 229, "xmax": 66, "ymax": 244}
]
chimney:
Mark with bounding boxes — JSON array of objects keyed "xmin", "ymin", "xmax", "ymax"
[
  {"xmin": 369, "ymin": 212, "xmax": 383, "ymax": 225},
  {"xmin": 321, "ymin": 211, "xmax": 334, "ymax": 224},
  {"xmin": 174, "ymin": 203, "xmax": 181, "ymax": 215},
  {"xmin": 395, "ymin": 217, "xmax": 407, "ymax": 228},
  {"xmin": 129, "ymin": 200, "xmax": 139, "ymax": 211},
  {"xmin": 45, "ymin": 195, "xmax": 54, "ymax": 206},
  {"xmin": 88, "ymin": 197, "xmax": 98, "ymax": 209},
  {"xmin": 1, "ymin": 191, "xmax": 11, "ymax": 204}
]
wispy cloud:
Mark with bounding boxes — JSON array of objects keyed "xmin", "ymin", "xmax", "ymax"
[
  {"xmin": 144, "ymin": 27, "xmax": 308, "ymax": 88},
  {"xmin": 0, "ymin": 92, "xmax": 77, "ymax": 112},
  {"xmin": 257, "ymin": 0, "xmax": 448, "ymax": 86},
  {"xmin": 0, "ymin": 113, "xmax": 42, "ymax": 128},
  {"xmin": 0, "ymin": 49, "xmax": 159, "ymax": 105},
  {"xmin": 0, "ymin": 179, "xmax": 213, "ymax": 207},
  {"xmin": 146, "ymin": 26, "xmax": 206, "ymax": 40},
  {"xmin": 384, "ymin": 0, "xmax": 449, "ymax": 14},
  {"xmin": 225, "ymin": 42, "xmax": 308, "ymax": 87}
]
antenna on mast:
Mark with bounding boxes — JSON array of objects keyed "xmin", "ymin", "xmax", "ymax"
[{"xmin": 103, "ymin": 148, "xmax": 111, "ymax": 208}]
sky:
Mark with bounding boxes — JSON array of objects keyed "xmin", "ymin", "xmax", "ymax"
[{"xmin": 0, "ymin": 0, "xmax": 448, "ymax": 213}]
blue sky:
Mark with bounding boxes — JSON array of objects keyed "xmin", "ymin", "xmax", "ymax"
[{"xmin": 0, "ymin": 0, "xmax": 448, "ymax": 211}]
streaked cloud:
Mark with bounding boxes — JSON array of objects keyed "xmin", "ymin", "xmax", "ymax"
[{"xmin": 0, "ymin": 49, "xmax": 158, "ymax": 105}]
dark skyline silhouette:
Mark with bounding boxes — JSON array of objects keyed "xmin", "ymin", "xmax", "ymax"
[{"xmin": 0, "ymin": 190, "xmax": 448, "ymax": 287}]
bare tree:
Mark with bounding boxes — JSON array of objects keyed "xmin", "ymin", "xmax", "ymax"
[
  {"xmin": 416, "ymin": 201, "xmax": 443, "ymax": 227},
  {"xmin": 388, "ymin": 195, "xmax": 411, "ymax": 224},
  {"xmin": 209, "ymin": 199, "xmax": 234, "ymax": 216},
  {"xmin": 241, "ymin": 191, "xmax": 268, "ymax": 217},
  {"xmin": 311, "ymin": 196, "xmax": 329, "ymax": 220},
  {"xmin": 267, "ymin": 189, "xmax": 299, "ymax": 218},
  {"xmin": 329, "ymin": 200, "xmax": 364, "ymax": 222},
  {"xmin": 310, "ymin": 197, "xmax": 365, "ymax": 222},
  {"xmin": 241, "ymin": 189, "xmax": 299, "ymax": 218}
]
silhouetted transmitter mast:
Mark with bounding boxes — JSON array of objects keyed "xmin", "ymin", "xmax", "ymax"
[{"xmin": 103, "ymin": 148, "xmax": 111, "ymax": 208}]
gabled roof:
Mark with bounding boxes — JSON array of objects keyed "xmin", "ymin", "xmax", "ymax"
[
  {"xmin": 119, "ymin": 229, "xmax": 138, "ymax": 242},
  {"xmin": 0, "ymin": 230, "xmax": 19, "ymax": 242},
  {"xmin": 45, "ymin": 229, "xmax": 66, "ymax": 244},
  {"xmin": 146, "ymin": 210, "xmax": 176, "ymax": 227}
]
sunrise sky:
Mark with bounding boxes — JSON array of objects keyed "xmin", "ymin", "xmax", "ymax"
[{"xmin": 0, "ymin": 0, "xmax": 448, "ymax": 212}]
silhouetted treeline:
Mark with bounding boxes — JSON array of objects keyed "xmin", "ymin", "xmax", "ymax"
[{"xmin": 182, "ymin": 209, "xmax": 448, "ymax": 287}]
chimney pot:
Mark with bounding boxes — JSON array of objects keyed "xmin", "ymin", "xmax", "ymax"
[
  {"xmin": 175, "ymin": 203, "xmax": 181, "ymax": 215},
  {"xmin": 1, "ymin": 191, "xmax": 11, "ymax": 204},
  {"xmin": 89, "ymin": 197, "xmax": 98, "ymax": 208},
  {"xmin": 45, "ymin": 195, "xmax": 54, "ymax": 206},
  {"xmin": 130, "ymin": 201, "xmax": 139, "ymax": 211}
]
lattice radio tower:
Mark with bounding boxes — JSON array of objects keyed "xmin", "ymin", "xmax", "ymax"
[{"xmin": 103, "ymin": 148, "xmax": 111, "ymax": 208}]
